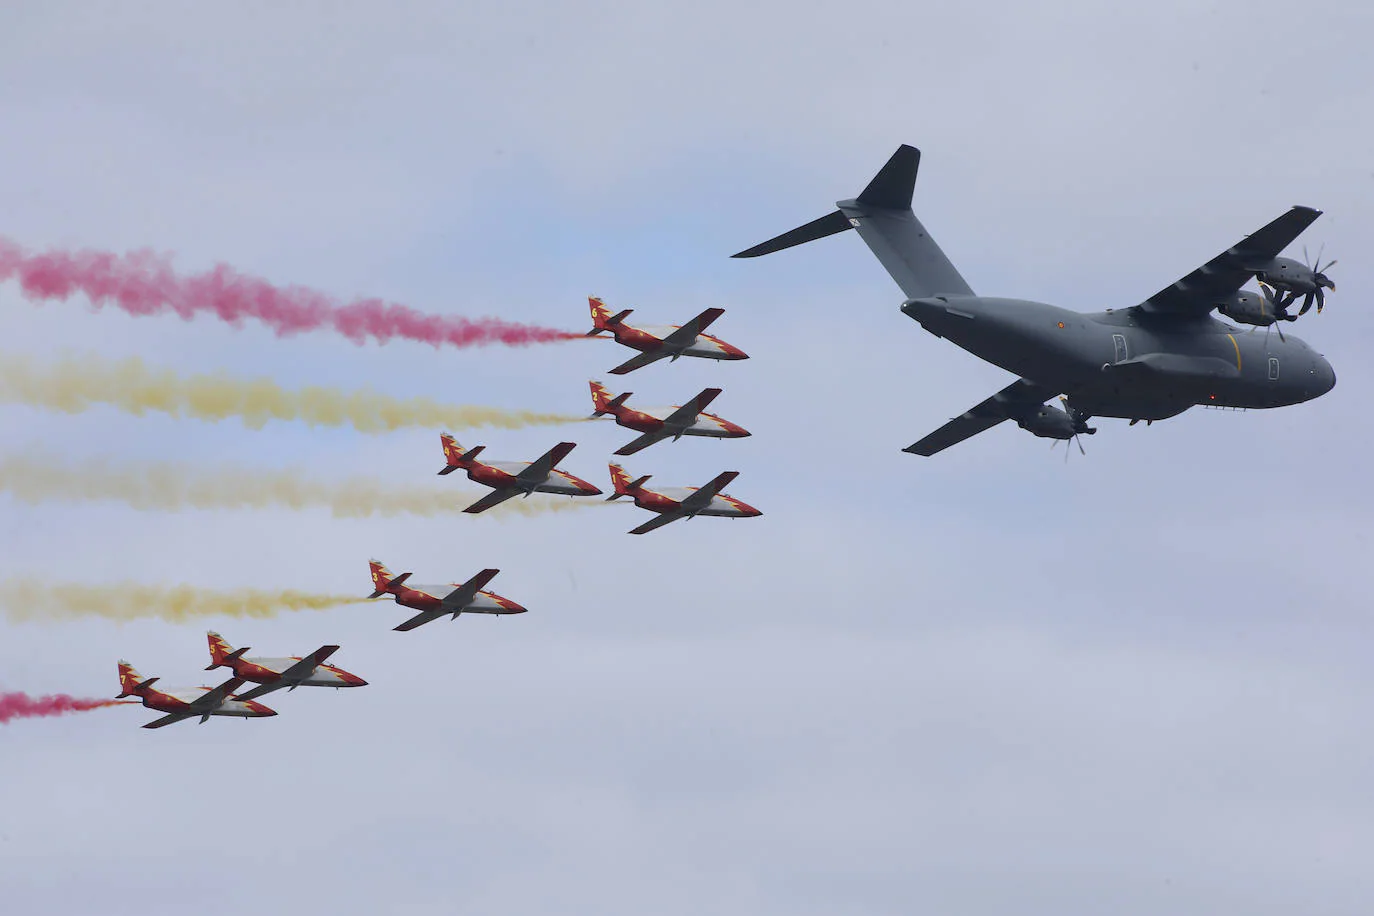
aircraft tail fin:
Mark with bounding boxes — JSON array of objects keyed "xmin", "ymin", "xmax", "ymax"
[
  {"xmin": 732, "ymin": 144, "xmax": 973, "ymax": 300},
  {"xmin": 116, "ymin": 660, "xmax": 156, "ymax": 698},
  {"xmin": 367, "ymin": 559, "xmax": 412, "ymax": 598},
  {"xmin": 607, "ymin": 463, "xmax": 650, "ymax": 500},
  {"xmin": 589, "ymin": 381, "xmax": 632, "ymax": 417},
  {"xmin": 438, "ymin": 433, "xmax": 483, "ymax": 475},
  {"xmin": 205, "ymin": 632, "xmax": 249, "ymax": 670},
  {"xmin": 588, "ymin": 297, "xmax": 633, "ymax": 336}
]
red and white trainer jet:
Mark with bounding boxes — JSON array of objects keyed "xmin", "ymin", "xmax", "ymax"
[
  {"xmin": 589, "ymin": 381, "xmax": 750, "ymax": 456},
  {"xmin": 606, "ymin": 463, "xmax": 763, "ymax": 535},
  {"xmin": 587, "ymin": 296, "xmax": 748, "ymax": 375},
  {"xmin": 367, "ymin": 559, "xmax": 527, "ymax": 631},
  {"xmin": 204, "ymin": 632, "xmax": 367, "ymax": 701},
  {"xmin": 115, "ymin": 660, "xmax": 277, "ymax": 729},
  {"xmin": 437, "ymin": 434, "xmax": 603, "ymax": 513}
]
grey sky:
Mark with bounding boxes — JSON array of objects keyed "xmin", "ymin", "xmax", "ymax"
[{"xmin": 2, "ymin": 3, "xmax": 1372, "ymax": 914}]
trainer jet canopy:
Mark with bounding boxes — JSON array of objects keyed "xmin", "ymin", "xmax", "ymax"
[
  {"xmin": 204, "ymin": 632, "xmax": 367, "ymax": 701},
  {"xmin": 367, "ymin": 560, "xmax": 526, "ymax": 631},
  {"xmin": 589, "ymin": 381, "xmax": 750, "ymax": 456},
  {"xmin": 115, "ymin": 660, "xmax": 277, "ymax": 729},
  {"xmin": 437, "ymin": 434, "xmax": 602, "ymax": 513},
  {"xmin": 607, "ymin": 463, "xmax": 761, "ymax": 535},
  {"xmin": 733, "ymin": 144, "xmax": 1337, "ymax": 456},
  {"xmin": 587, "ymin": 296, "xmax": 748, "ymax": 375}
]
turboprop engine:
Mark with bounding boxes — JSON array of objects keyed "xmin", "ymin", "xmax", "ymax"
[{"xmin": 1217, "ymin": 289, "xmax": 1286, "ymax": 327}]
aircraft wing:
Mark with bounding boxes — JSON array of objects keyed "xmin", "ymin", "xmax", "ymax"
[
  {"xmin": 681, "ymin": 471, "xmax": 739, "ymax": 513},
  {"xmin": 462, "ymin": 488, "xmax": 520, "ymax": 514},
  {"xmin": 662, "ymin": 388, "xmax": 721, "ymax": 427},
  {"xmin": 629, "ymin": 510, "xmax": 688, "ymax": 535},
  {"xmin": 394, "ymin": 609, "xmax": 448, "ymax": 632},
  {"xmin": 516, "ymin": 442, "xmax": 576, "ymax": 485},
  {"xmin": 142, "ymin": 712, "xmax": 192, "ymax": 729},
  {"xmin": 236, "ymin": 647, "xmax": 339, "ymax": 701},
  {"xmin": 658, "ymin": 308, "xmax": 725, "ymax": 349},
  {"xmin": 189, "ymin": 677, "xmax": 246, "ymax": 712},
  {"xmin": 441, "ymin": 569, "xmax": 500, "ymax": 609},
  {"xmin": 1141, "ymin": 206, "xmax": 1322, "ymax": 316},
  {"xmin": 614, "ymin": 428, "xmax": 672, "ymax": 456},
  {"xmin": 904, "ymin": 378, "xmax": 1057, "ymax": 457},
  {"xmin": 608, "ymin": 349, "xmax": 670, "ymax": 375}
]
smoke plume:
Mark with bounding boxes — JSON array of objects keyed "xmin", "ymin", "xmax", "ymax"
[
  {"xmin": 0, "ymin": 353, "xmax": 581, "ymax": 432},
  {"xmin": 0, "ymin": 453, "xmax": 598, "ymax": 518},
  {"xmin": 0, "ymin": 236, "xmax": 580, "ymax": 347},
  {"xmin": 0, "ymin": 579, "xmax": 360, "ymax": 624},
  {"xmin": 0, "ymin": 691, "xmax": 132, "ymax": 724}
]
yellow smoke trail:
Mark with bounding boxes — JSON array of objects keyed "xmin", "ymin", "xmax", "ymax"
[
  {"xmin": 0, "ymin": 454, "xmax": 600, "ymax": 518},
  {"xmin": 0, "ymin": 579, "xmax": 359, "ymax": 624},
  {"xmin": 0, "ymin": 353, "xmax": 583, "ymax": 432}
]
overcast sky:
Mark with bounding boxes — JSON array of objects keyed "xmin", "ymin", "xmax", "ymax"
[{"xmin": 2, "ymin": 3, "xmax": 1373, "ymax": 914}]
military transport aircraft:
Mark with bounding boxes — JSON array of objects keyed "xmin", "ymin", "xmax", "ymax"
[
  {"xmin": 733, "ymin": 144, "xmax": 1338, "ymax": 456},
  {"xmin": 587, "ymin": 296, "xmax": 749, "ymax": 375},
  {"xmin": 115, "ymin": 660, "xmax": 277, "ymax": 729},
  {"xmin": 437, "ymin": 434, "xmax": 602, "ymax": 512},
  {"xmin": 367, "ymin": 559, "xmax": 526, "ymax": 631},
  {"xmin": 204, "ymin": 632, "xmax": 367, "ymax": 700},
  {"xmin": 589, "ymin": 381, "xmax": 751, "ymax": 455},
  {"xmin": 607, "ymin": 463, "xmax": 762, "ymax": 535}
]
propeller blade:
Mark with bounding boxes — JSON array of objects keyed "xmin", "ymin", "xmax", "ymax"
[
  {"xmin": 1298, "ymin": 291, "xmax": 1315, "ymax": 317},
  {"xmin": 1076, "ymin": 435, "xmax": 1085, "ymax": 456},
  {"xmin": 1316, "ymin": 287, "xmax": 1325, "ymax": 314},
  {"xmin": 1303, "ymin": 244, "xmax": 1311, "ymax": 269}
]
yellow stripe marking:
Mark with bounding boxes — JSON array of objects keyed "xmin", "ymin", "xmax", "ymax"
[{"xmin": 1227, "ymin": 334, "xmax": 1241, "ymax": 372}]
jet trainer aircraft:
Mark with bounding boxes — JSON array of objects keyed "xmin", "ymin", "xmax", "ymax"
[
  {"xmin": 607, "ymin": 463, "xmax": 762, "ymax": 535},
  {"xmin": 587, "ymin": 296, "xmax": 749, "ymax": 375},
  {"xmin": 438, "ymin": 434, "xmax": 602, "ymax": 513},
  {"xmin": 589, "ymin": 381, "xmax": 751, "ymax": 455},
  {"xmin": 115, "ymin": 660, "xmax": 277, "ymax": 729},
  {"xmin": 367, "ymin": 559, "xmax": 526, "ymax": 631},
  {"xmin": 204, "ymin": 632, "xmax": 367, "ymax": 701},
  {"xmin": 733, "ymin": 144, "xmax": 1338, "ymax": 456}
]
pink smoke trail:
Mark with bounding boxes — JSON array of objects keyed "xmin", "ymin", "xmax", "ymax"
[
  {"xmin": 0, "ymin": 690, "xmax": 132, "ymax": 724},
  {"xmin": 0, "ymin": 237, "xmax": 581, "ymax": 347}
]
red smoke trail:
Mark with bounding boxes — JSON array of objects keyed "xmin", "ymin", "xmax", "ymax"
[
  {"xmin": 0, "ymin": 237, "xmax": 581, "ymax": 348},
  {"xmin": 0, "ymin": 690, "xmax": 132, "ymax": 724}
]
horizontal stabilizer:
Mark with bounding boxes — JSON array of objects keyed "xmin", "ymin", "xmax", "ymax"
[{"xmin": 732, "ymin": 210, "xmax": 852, "ymax": 258}]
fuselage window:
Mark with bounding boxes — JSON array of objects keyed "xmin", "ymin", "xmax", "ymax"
[
  {"xmin": 1112, "ymin": 334, "xmax": 1128, "ymax": 363},
  {"xmin": 1268, "ymin": 357, "xmax": 1280, "ymax": 381}
]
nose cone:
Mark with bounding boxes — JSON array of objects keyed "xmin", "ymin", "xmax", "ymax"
[
  {"xmin": 342, "ymin": 672, "xmax": 369, "ymax": 687},
  {"xmin": 1320, "ymin": 358, "xmax": 1336, "ymax": 394},
  {"xmin": 720, "ymin": 419, "xmax": 751, "ymax": 437},
  {"xmin": 248, "ymin": 702, "xmax": 277, "ymax": 716}
]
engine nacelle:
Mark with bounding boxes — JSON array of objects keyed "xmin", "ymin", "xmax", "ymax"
[
  {"xmin": 1216, "ymin": 290, "xmax": 1274, "ymax": 327},
  {"xmin": 1016, "ymin": 404, "xmax": 1077, "ymax": 440},
  {"xmin": 1250, "ymin": 256, "xmax": 1318, "ymax": 294}
]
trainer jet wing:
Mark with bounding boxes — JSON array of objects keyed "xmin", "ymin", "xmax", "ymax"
[
  {"xmin": 608, "ymin": 309, "xmax": 726, "ymax": 374},
  {"xmin": 905, "ymin": 378, "xmax": 1057, "ymax": 456},
  {"xmin": 230, "ymin": 646, "xmax": 358, "ymax": 702},
  {"xmin": 140, "ymin": 677, "xmax": 247, "ymax": 729},
  {"xmin": 1141, "ymin": 206, "xmax": 1322, "ymax": 317},
  {"xmin": 617, "ymin": 389, "xmax": 721, "ymax": 455},
  {"xmin": 393, "ymin": 568, "xmax": 501, "ymax": 632},
  {"xmin": 437, "ymin": 435, "xmax": 602, "ymax": 513}
]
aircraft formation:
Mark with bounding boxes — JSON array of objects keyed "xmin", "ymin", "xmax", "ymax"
[
  {"xmin": 7, "ymin": 142, "xmax": 1342, "ymax": 729},
  {"xmin": 98, "ymin": 296, "xmax": 760, "ymax": 729}
]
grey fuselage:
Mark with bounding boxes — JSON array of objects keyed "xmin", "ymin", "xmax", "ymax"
[{"xmin": 902, "ymin": 296, "xmax": 1336, "ymax": 421}]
